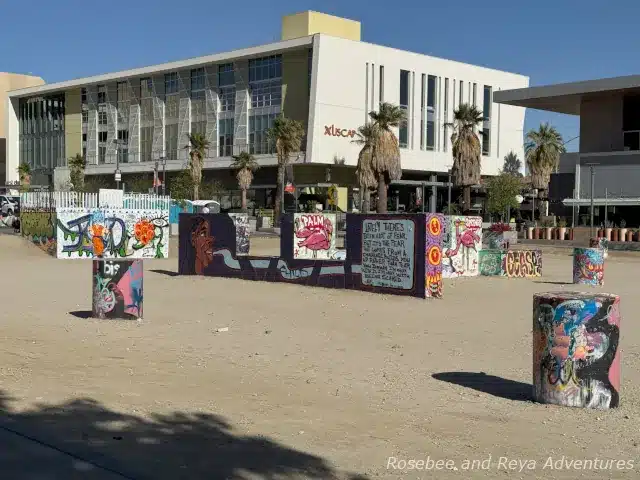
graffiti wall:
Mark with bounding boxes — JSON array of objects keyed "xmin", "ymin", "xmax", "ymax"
[
  {"xmin": 425, "ymin": 214, "xmax": 444, "ymax": 297},
  {"xmin": 92, "ymin": 259, "xmax": 143, "ymax": 319},
  {"xmin": 293, "ymin": 213, "xmax": 338, "ymax": 260},
  {"xmin": 589, "ymin": 237, "xmax": 609, "ymax": 259},
  {"xmin": 479, "ymin": 250, "xmax": 506, "ymax": 276},
  {"xmin": 442, "ymin": 216, "xmax": 482, "ymax": 278},
  {"xmin": 179, "ymin": 213, "xmax": 429, "ymax": 298},
  {"xmin": 482, "ymin": 231, "xmax": 507, "ymax": 250},
  {"xmin": 573, "ymin": 248, "xmax": 604, "ymax": 286},
  {"xmin": 533, "ymin": 291, "xmax": 620, "ymax": 409},
  {"xmin": 505, "ymin": 250, "xmax": 542, "ymax": 278},
  {"xmin": 229, "ymin": 213, "xmax": 250, "ymax": 255},
  {"xmin": 20, "ymin": 208, "xmax": 57, "ymax": 255},
  {"xmin": 56, "ymin": 208, "xmax": 169, "ymax": 259}
]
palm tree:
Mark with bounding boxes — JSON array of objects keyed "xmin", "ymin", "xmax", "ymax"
[
  {"xmin": 367, "ymin": 102, "xmax": 404, "ymax": 213},
  {"xmin": 502, "ymin": 151, "xmax": 523, "ymax": 177},
  {"xmin": 267, "ymin": 115, "xmax": 305, "ymax": 224},
  {"xmin": 525, "ymin": 123, "xmax": 566, "ymax": 209},
  {"xmin": 352, "ymin": 124, "xmax": 378, "ymax": 212},
  {"xmin": 68, "ymin": 153, "xmax": 86, "ymax": 191},
  {"xmin": 231, "ymin": 151, "xmax": 259, "ymax": 212},
  {"xmin": 445, "ymin": 103, "xmax": 484, "ymax": 214},
  {"xmin": 184, "ymin": 133, "xmax": 210, "ymax": 201},
  {"xmin": 17, "ymin": 162, "xmax": 31, "ymax": 191}
]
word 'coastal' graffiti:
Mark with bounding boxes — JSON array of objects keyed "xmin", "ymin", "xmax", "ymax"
[{"xmin": 56, "ymin": 208, "xmax": 169, "ymax": 259}]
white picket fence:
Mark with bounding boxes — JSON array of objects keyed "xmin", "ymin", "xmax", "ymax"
[{"xmin": 21, "ymin": 191, "xmax": 171, "ymax": 211}]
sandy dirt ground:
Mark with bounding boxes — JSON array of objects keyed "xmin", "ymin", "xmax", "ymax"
[{"xmin": 0, "ymin": 233, "xmax": 638, "ymax": 479}]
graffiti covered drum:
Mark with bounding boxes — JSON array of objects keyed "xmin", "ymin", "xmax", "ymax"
[
  {"xmin": 533, "ymin": 291, "xmax": 620, "ymax": 409},
  {"xmin": 573, "ymin": 248, "xmax": 604, "ymax": 286},
  {"xmin": 92, "ymin": 259, "xmax": 143, "ymax": 319}
]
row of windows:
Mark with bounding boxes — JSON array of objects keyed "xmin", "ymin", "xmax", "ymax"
[{"xmin": 396, "ymin": 69, "xmax": 493, "ymax": 155}]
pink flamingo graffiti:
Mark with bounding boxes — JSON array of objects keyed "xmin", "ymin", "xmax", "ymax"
[{"xmin": 445, "ymin": 220, "xmax": 481, "ymax": 273}]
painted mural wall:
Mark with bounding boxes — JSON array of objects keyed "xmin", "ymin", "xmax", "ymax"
[
  {"xmin": 479, "ymin": 249, "xmax": 542, "ymax": 278},
  {"xmin": 573, "ymin": 248, "xmax": 604, "ymax": 286},
  {"xmin": 293, "ymin": 213, "xmax": 339, "ymax": 260},
  {"xmin": 92, "ymin": 259, "xmax": 143, "ymax": 319},
  {"xmin": 533, "ymin": 292, "xmax": 620, "ymax": 409},
  {"xmin": 425, "ymin": 214, "xmax": 444, "ymax": 298},
  {"xmin": 21, "ymin": 208, "xmax": 57, "ymax": 255},
  {"xmin": 442, "ymin": 216, "xmax": 482, "ymax": 278},
  {"xmin": 56, "ymin": 208, "xmax": 169, "ymax": 259},
  {"xmin": 229, "ymin": 213, "xmax": 250, "ymax": 255},
  {"xmin": 479, "ymin": 250, "xmax": 506, "ymax": 276}
]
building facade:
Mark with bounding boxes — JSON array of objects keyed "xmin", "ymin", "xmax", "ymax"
[
  {"xmin": 6, "ymin": 11, "xmax": 528, "ymax": 210},
  {"xmin": 495, "ymin": 75, "xmax": 640, "ymax": 226},
  {"xmin": 0, "ymin": 72, "xmax": 45, "ymax": 186}
]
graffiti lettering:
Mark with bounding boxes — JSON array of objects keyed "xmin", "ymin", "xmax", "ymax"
[
  {"xmin": 324, "ymin": 125, "xmax": 356, "ymax": 138},
  {"xmin": 506, "ymin": 250, "xmax": 541, "ymax": 278}
]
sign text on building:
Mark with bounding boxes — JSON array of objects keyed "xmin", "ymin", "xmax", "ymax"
[{"xmin": 324, "ymin": 125, "xmax": 356, "ymax": 138}]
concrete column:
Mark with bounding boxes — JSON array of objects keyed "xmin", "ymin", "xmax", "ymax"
[{"xmin": 5, "ymin": 97, "xmax": 20, "ymax": 182}]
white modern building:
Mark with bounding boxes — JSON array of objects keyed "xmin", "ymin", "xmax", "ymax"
[{"xmin": 5, "ymin": 11, "xmax": 528, "ymax": 210}]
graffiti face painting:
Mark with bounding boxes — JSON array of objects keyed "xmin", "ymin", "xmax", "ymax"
[
  {"xmin": 191, "ymin": 216, "xmax": 215, "ymax": 275},
  {"xmin": 533, "ymin": 292, "xmax": 620, "ymax": 409},
  {"xmin": 425, "ymin": 214, "xmax": 444, "ymax": 298},
  {"xmin": 293, "ymin": 213, "xmax": 337, "ymax": 260}
]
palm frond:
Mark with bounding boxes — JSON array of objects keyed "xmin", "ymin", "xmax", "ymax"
[
  {"xmin": 524, "ymin": 123, "xmax": 566, "ymax": 191},
  {"xmin": 449, "ymin": 103, "xmax": 482, "ymax": 187}
]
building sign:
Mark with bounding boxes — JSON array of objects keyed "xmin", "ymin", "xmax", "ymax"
[{"xmin": 324, "ymin": 125, "xmax": 356, "ymax": 138}]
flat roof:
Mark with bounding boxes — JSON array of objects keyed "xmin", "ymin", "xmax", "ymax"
[
  {"xmin": 7, "ymin": 36, "xmax": 314, "ymax": 98},
  {"xmin": 493, "ymin": 74, "xmax": 640, "ymax": 115}
]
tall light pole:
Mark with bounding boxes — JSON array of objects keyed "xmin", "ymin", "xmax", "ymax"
[{"xmin": 585, "ymin": 163, "xmax": 599, "ymax": 237}]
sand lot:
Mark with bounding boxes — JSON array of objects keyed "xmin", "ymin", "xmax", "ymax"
[{"xmin": 0, "ymin": 233, "xmax": 638, "ymax": 479}]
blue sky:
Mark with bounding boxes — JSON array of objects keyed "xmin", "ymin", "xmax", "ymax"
[{"xmin": 3, "ymin": 0, "xmax": 639, "ymax": 154}]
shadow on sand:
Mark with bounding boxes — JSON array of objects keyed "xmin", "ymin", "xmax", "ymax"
[
  {"xmin": 68, "ymin": 311, "xmax": 93, "ymax": 319},
  {"xmin": 149, "ymin": 269, "xmax": 180, "ymax": 277},
  {"xmin": 0, "ymin": 389, "xmax": 367, "ymax": 480},
  {"xmin": 432, "ymin": 372, "xmax": 533, "ymax": 402},
  {"xmin": 533, "ymin": 280, "xmax": 570, "ymax": 286}
]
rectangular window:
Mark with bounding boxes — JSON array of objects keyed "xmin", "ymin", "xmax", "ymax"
[
  {"xmin": 190, "ymin": 67, "xmax": 205, "ymax": 92},
  {"xmin": 426, "ymin": 75, "xmax": 436, "ymax": 150},
  {"xmin": 164, "ymin": 72, "xmax": 178, "ymax": 95},
  {"xmin": 249, "ymin": 55, "xmax": 282, "ymax": 82},
  {"xmin": 98, "ymin": 104, "xmax": 107, "ymax": 125},
  {"xmin": 420, "ymin": 74, "xmax": 426, "ymax": 150},
  {"xmin": 473, "ymin": 83, "xmax": 477, "ymax": 106},
  {"xmin": 482, "ymin": 85, "xmax": 492, "ymax": 155},
  {"xmin": 219, "ymin": 86, "xmax": 235, "ymax": 112},
  {"xmin": 117, "ymin": 82, "xmax": 129, "ymax": 123},
  {"xmin": 308, "ymin": 49, "xmax": 312, "ymax": 97},
  {"xmin": 379, "ymin": 65, "xmax": 384, "ymax": 105},
  {"xmin": 249, "ymin": 113, "xmax": 276, "ymax": 154},
  {"xmin": 399, "ymin": 70, "xmax": 409, "ymax": 148},
  {"xmin": 98, "ymin": 146, "xmax": 106, "ymax": 164},
  {"xmin": 82, "ymin": 111, "xmax": 88, "ymax": 124},
  {"xmin": 251, "ymin": 80, "xmax": 282, "ymax": 108},
  {"xmin": 98, "ymin": 131, "xmax": 107, "ymax": 143},
  {"xmin": 117, "ymin": 129, "xmax": 129, "ymax": 163},
  {"xmin": 444, "ymin": 78, "xmax": 449, "ymax": 152},
  {"xmin": 165, "ymin": 124, "xmax": 178, "ymax": 160},
  {"xmin": 140, "ymin": 78, "xmax": 153, "ymax": 98},
  {"xmin": 81, "ymin": 88, "xmax": 87, "ymax": 104},
  {"xmin": 191, "ymin": 90, "xmax": 206, "ymax": 123},
  {"xmin": 459, "ymin": 80, "xmax": 464, "ymax": 105},
  {"xmin": 165, "ymin": 94, "xmax": 179, "ymax": 119},
  {"xmin": 219, "ymin": 118, "xmax": 234, "ymax": 157},
  {"xmin": 218, "ymin": 63, "xmax": 234, "ymax": 86},
  {"xmin": 140, "ymin": 126, "xmax": 153, "ymax": 162},
  {"xmin": 97, "ymin": 85, "xmax": 106, "ymax": 104}
]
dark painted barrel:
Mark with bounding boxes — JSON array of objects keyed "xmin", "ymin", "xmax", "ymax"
[
  {"xmin": 92, "ymin": 259, "xmax": 143, "ymax": 319},
  {"xmin": 533, "ymin": 291, "xmax": 620, "ymax": 409}
]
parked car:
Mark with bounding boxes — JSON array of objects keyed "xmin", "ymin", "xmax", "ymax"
[{"xmin": 0, "ymin": 195, "xmax": 20, "ymax": 216}]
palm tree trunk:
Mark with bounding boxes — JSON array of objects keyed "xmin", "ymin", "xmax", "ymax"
[
  {"xmin": 241, "ymin": 188, "xmax": 247, "ymax": 212},
  {"xmin": 377, "ymin": 173, "xmax": 387, "ymax": 213},
  {"xmin": 275, "ymin": 163, "xmax": 285, "ymax": 226},
  {"xmin": 193, "ymin": 182, "xmax": 199, "ymax": 201},
  {"xmin": 362, "ymin": 189, "xmax": 370, "ymax": 213},
  {"xmin": 463, "ymin": 186, "xmax": 471, "ymax": 214}
]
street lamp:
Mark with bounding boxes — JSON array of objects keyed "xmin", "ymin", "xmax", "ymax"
[
  {"xmin": 532, "ymin": 188, "xmax": 538, "ymax": 224},
  {"xmin": 585, "ymin": 163, "xmax": 599, "ymax": 237}
]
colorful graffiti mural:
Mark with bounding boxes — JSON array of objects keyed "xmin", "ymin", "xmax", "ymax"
[
  {"xmin": 442, "ymin": 216, "xmax": 482, "ymax": 278},
  {"xmin": 505, "ymin": 250, "xmax": 542, "ymax": 278},
  {"xmin": 56, "ymin": 208, "xmax": 169, "ymax": 259},
  {"xmin": 425, "ymin": 214, "xmax": 444, "ymax": 298},
  {"xmin": 20, "ymin": 208, "xmax": 57, "ymax": 255},
  {"xmin": 533, "ymin": 291, "xmax": 620, "ymax": 409},
  {"xmin": 589, "ymin": 237, "xmax": 609, "ymax": 259},
  {"xmin": 573, "ymin": 248, "xmax": 604, "ymax": 286},
  {"xmin": 92, "ymin": 259, "xmax": 143, "ymax": 319},
  {"xmin": 179, "ymin": 213, "xmax": 432, "ymax": 298},
  {"xmin": 479, "ymin": 250, "xmax": 506, "ymax": 276},
  {"xmin": 293, "ymin": 213, "xmax": 338, "ymax": 260},
  {"xmin": 229, "ymin": 213, "xmax": 250, "ymax": 255}
]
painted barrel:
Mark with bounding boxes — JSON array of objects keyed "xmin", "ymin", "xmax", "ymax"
[
  {"xmin": 533, "ymin": 291, "xmax": 620, "ymax": 409},
  {"xmin": 573, "ymin": 248, "xmax": 604, "ymax": 286},
  {"xmin": 589, "ymin": 237, "xmax": 609, "ymax": 259},
  {"xmin": 92, "ymin": 259, "xmax": 143, "ymax": 319}
]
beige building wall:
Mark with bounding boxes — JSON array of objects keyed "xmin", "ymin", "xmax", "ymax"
[
  {"xmin": 1, "ymin": 72, "xmax": 45, "ymax": 184},
  {"xmin": 64, "ymin": 88, "xmax": 83, "ymax": 161},
  {"xmin": 281, "ymin": 11, "xmax": 361, "ymax": 41}
]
